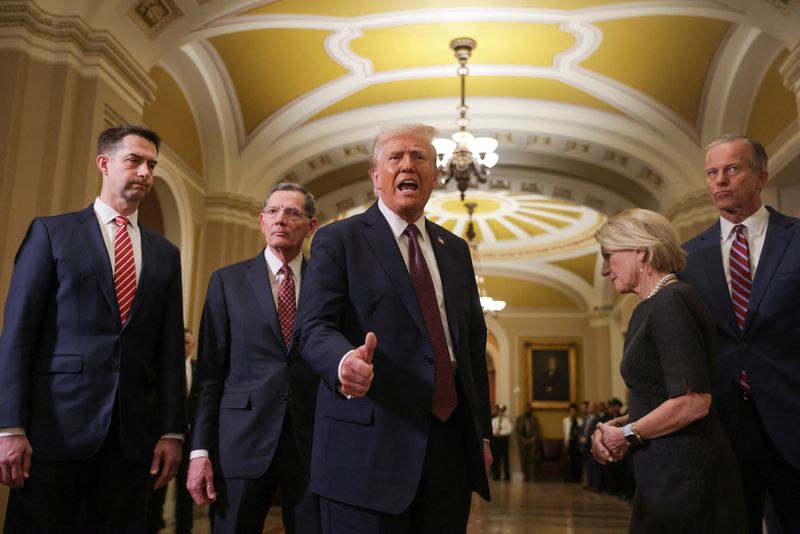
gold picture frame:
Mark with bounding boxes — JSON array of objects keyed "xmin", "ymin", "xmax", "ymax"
[{"xmin": 527, "ymin": 343, "xmax": 577, "ymax": 409}]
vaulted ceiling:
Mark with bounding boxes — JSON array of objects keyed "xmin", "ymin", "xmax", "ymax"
[{"xmin": 28, "ymin": 0, "xmax": 800, "ymax": 311}]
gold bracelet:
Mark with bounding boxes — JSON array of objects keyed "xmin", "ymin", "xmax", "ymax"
[{"xmin": 630, "ymin": 422, "xmax": 644, "ymax": 443}]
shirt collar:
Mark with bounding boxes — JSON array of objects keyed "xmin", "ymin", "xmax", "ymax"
[
  {"xmin": 264, "ymin": 246, "xmax": 303, "ymax": 277},
  {"xmin": 719, "ymin": 204, "xmax": 768, "ymax": 241},
  {"xmin": 377, "ymin": 199, "xmax": 427, "ymax": 242},
  {"xmin": 94, "ymin": 197, "xmax": 139, "ymax": 227}
]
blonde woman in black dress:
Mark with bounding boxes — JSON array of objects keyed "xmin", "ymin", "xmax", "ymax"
[{"xmin": 592, "ymin": 208, "xmax": 746, "ymax": 534}]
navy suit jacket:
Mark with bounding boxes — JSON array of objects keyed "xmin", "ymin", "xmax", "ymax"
[
  {"xmin": 295, "ymin": 202, "xmax": 491, "ymax": 514},
  {"xmin": 682, "ymin": 207, "xmax": 800, "ymax": 470},
  {"xmin": 191, "ymin": 252, "xmax": 317, "ymax": 479},
  {"xmin": 0, "ymin": 205, "xmax": 185, "ymax": 462}
]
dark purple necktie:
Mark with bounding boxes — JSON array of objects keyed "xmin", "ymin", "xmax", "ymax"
[
  {"xmin": 278, "ymin": 264, "xmax": 295, "ymax": 347},
  {"xmin": 404, "ymin": 224, "xmax": 457, "ymax": 422},
  {"xmin": 729, "ymin": 225, "xmax": 752, "ymax": 394}
]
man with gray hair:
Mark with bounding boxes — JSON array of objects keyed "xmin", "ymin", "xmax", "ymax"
[
  {"xmin": 187, "ymin": 183, "xmax": 320, "ymax": 533},
  {"xmin": 296, "ymin": 124, "xmax": 492, "ymax": 532},
  {"xmin": 682, "ymin": 134, "xmax": 800, "ymax": 532}
]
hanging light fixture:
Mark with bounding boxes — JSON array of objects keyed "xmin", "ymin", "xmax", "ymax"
[
  {"xmin": 433, "ymin": 37, "xmax": 499, "ymax": 201},
  {"xmin": 464, "ymin": 202, "xmax": 506, "ymax": 314}
]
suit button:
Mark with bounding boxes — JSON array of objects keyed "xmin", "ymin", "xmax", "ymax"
[
  {"xmin": 740, "ymin": 342, "xmax": 748, "ymax": 349},
  {"xmin": 425, "ymin": 357, "xmax": 434, "ymax": 365},
  {"xmin": 279, "ymin": 394, "xmax": 288, "ymax": 401},
  {"xmin": 110, "ymin": 363, "xmax": 119, "ymax": 372},
  {"xmin": 420, "ymin": 410, "xmax": 429, "ymax": 417}
]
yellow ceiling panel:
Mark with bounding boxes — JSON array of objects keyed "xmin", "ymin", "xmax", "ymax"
[
  {"xmin": 310, "ymin": 76, "xmax": 620, "ymax": 122},
  {"xmin": 143, "ymin": 66, "xmax": 204, "ymax": 175},
  {"xmin": 352, "ymin": 23, "xmax": 573, "ymax": 71},
  {"xmin": 486, "ymin": 219, "xmax": 517, "ymax": 240},
  {"xmin": 747, "ymin": 50, "xmax": 797, "ymax": 147},
  {"xmin": 517, "ymin": 210, "xmax": 571, "ymax": 228},
  {"xmin": 505, "ymin": 215, "xmax": 548, "ymax": 236},
  {"xmin": 209, "ymin": 29, "xmax": 348, "ymax": 135},
  {"xmin": 244, "ymin": 0, "xmax": 632, "ymax": 17},
  {"xmin": 482, "ymin": 275, "xmax": 579, "ymax": 309},
  {"xmin": 582, "ymin": 17, "xmax": 731, "ymax": 126},
  {"xmin": 549, "ymin": 252, "xmax": 598, "ymax": 286},
  {"xmin": 440, "ymin": 219, "xmax": 458, "ymax": 232}
]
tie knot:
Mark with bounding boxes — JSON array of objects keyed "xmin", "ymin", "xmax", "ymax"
[
  {"xmin": 404, "ymin": 224, "xmax": 420, "ymax": 240},
  {"xmin": 115, "ymin": 216, "xmax": 130, "ymax": 228},
  {"xmin": 280, "ymin": 264, "xmax": 293, "ymax": 277},
  {"xmin": 733, "ymin": 224, "xmax": 746, "ymax": 237}
]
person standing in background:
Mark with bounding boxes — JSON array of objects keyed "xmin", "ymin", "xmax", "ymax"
[
  {"xmin": 0, "ymin": 125, "xmax": 185, "ymax": 533},
  {"xmin": 562, "ymin": 403, "xmax": 583, "ymax": 483},
  {"xmin": 515, "ymin": 402, "xmax": 541, "ymax": 482},
  {"xmin": 491, "ymin": 404, "xmax": 513, "ymax": 481}
]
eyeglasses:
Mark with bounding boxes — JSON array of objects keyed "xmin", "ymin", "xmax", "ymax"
[{"xmin": 262, "ymin": 206, "xmax": 308, "ymax": 221}]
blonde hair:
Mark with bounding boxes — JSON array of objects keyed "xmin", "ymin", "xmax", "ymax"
[
  {"xmin": 370, "ymin": 124, "xmax": 437, "ymax": 168},
  {"xmin": 595, "ymin": 208, "xmax": 686, "ymax": 273}
]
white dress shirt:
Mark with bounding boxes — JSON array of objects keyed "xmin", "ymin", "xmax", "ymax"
[
  {"xmin": 337, "ymin": 199, "xmax": 457, "ymax": 386},
  {"xmin": 719, "ymin": 204, "xmax": 769, "ymax": 296}
]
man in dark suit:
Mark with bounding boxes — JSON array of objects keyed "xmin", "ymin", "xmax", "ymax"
[
  {"xmin": 295, "ymin": 124, "xmax": 492, "ymax": 532},
  {"xmin": 0, "ymin": 125, "xmax": 185, "ymax": 532},
  {"xmin": 682, "ymin": 134, "xmax": 800, "ymax": 533},
  {"xmin": 186, "ymin": 183, "xmax": 320, "ymax": 533}
]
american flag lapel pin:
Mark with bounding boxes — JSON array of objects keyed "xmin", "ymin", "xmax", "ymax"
[{"xmin": 437, "ymin": 236, "xmax": 445, "ymax": 246}]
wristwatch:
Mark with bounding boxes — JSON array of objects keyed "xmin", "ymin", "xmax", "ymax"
[{"xmin": 623, "ymin": 423, "xmax": 643, "ymax": 445}]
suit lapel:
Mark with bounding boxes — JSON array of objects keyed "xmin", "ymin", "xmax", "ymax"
[
  {"xmin": 244, "ymin": 252, "xmax": 284, "ymax": 350},
  {"xmin": 362, "ymin": 204, "xmax": 428, "ymax": 337},
  {"xmin": 427, "ymin": 221, "xmax": 461, "ymax": 347},
  {"xmin": 692, "ymin": 223, "xmax": 740, "ymax": 334},
  {"xmin": 746, "ymin": 209, "xmax": 794, "ymax": 332},
  {"xmin": 75, "ymin": 205, "xmax": 120, "ymax": 325},
  {"xmin": 126, "ymin": 226, "xmax": 154, "ymax": 328}
]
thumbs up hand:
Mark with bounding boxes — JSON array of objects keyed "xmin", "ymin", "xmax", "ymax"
[{"xmin": 339, "ymin": 332, "xmax": 376, "ymax": 398}]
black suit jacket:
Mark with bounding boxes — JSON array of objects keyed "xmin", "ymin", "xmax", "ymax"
[
  {"xmin": 682, "ymin": 207, "xmax": 800, "ymax": 470},
  {"xmin": 0, "ymin": 205, "xmax": 185, "ymax": 461},
  {"xmin": 191, "ymin": 252, "xmax": 317, "ymax": 478},
  {"xmin": 295, "ymin": 202, "xmax": 491, "ymax": 514}
]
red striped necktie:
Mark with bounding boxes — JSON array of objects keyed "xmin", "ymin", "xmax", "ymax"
[{"xmin": 114, "ymin": 216, "xmax": 136, "ymax": 325}]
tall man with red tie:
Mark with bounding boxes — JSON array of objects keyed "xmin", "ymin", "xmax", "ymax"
[
  {"xmin": 682, "ymin": 134, "xmax": 800, "ymax": 532},
  {"xmin": 0, "ymin": 125, "xmax": 185, "ymax": 532},
  {"xmin": 187, "ymin": 183, "xmax": 320, "ymax": 533},
  {"xmin": 295, "ymin": 124, "xmax": 492, "ymax": 532}
]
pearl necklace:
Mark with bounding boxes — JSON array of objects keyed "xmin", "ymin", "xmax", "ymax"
[{"xmin": 646, "ymin": 273, "xmax": 677, "ymax": 299}]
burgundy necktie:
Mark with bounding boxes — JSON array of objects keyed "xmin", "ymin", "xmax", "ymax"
[
  {"xmin": 729, "ymin": 225, "xmax": 752, "ymax": 329},
  {"xmin": 405, "ymin": 225, "xmax": 457, "ymax": 422},
  {"xmin": 278, "ymin": 264, "xmax": 296, "ymax": 347},
  {"xmin": 729, "ymin": 224, "xmax": 752, "ymax": 393},
  {"xmin": 114, "ymin": 216, "xmax": 136, "ymax": 325}
]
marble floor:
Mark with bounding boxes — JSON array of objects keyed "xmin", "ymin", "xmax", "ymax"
[{"xmin": 166, "ymin": 480, "xmax": 632, "ymax": 533}]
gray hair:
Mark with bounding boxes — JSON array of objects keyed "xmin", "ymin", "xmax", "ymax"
[
  {"xmin": 263, "ymin": 182, "xmax": 316, "ymax": 217},
  {"xmin": 595, "ymin": 208, "xmax": 686, "ymax": 273},
  {"xmin": 707, "ymin": 134, "xmax": 768, "ymax": 173}
]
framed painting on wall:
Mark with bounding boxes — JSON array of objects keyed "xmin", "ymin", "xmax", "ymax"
[{"xmin": 527, "ymin": 343, "xmax": 577, "ymax": 409}]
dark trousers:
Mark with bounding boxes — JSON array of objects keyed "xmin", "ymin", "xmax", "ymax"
[
  {"xmin": 4, "ymin": 410, "xmax": 150, "ymax": 533},
  {"xmin": 490, "ymin": 436, "xmax": 510, "ymax": 480},
  {"xmin": 732, "ymin": 393, "xmax": 800, "ymax": 533},
  {"xmin": 211, "ymin": 413, "xmax": 319, "ymax": 534},
  {"xmin": 319, "ymin": 401, "xmax": 473, "ymax": 533}
]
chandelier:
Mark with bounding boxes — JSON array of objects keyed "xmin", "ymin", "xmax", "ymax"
[
  {"xmin": 464, "ymin": 202, "xmax": 506, "ymax": 313},
  {"xmin": 433, "ymin": 37, "xmax": 499, "ymax": 201}
]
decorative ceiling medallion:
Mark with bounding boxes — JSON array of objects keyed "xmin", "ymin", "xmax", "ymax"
[{"xmin": 129, "ymin": 0, "xmax": 183, "ymax": 37}]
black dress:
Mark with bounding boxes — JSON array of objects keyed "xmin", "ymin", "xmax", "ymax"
[{"xmin": 621, "ymin": 281, "xmax": 746, "ymax": 534}]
